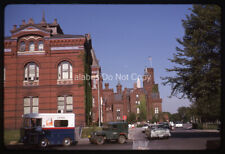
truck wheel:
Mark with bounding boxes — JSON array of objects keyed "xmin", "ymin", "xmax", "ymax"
[
  {"xmin": 40, "ymin": 139, "xmax": 48, "ymax": 148},
  {"xmin": 96, "ymin": 136, "xmax": 104, "ymax": 145},
  {"xmin": 89, "ymin": 138, "xmax": 94, "ymax": 144},
  {"xmin": 63, "ymin": 138, "xmax": 71, "ymax": 146},
  {"xmin": 118, "ymin": 135, "xmax": 126, "ymax": 144}
]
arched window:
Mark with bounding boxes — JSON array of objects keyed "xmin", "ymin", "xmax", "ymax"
[
  {"xmin": 38, "ymin": 41, "xmax": 44, "ymax": 51},
  {"xmin": 24, "ymin": 62, "xmax": 39, "ymax": 81},
  {"xmin": 20, "ymin": 41, "xmax": 25, "ymax": 52},
  {"xmin": 58, "ymin": 61, "xmax": 73, "ymax": 80},
  {"xmin": 29, "ymin": 41, "xmax": 35, "ymax": 51}
]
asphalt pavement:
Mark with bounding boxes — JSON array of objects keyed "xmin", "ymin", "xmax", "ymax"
[{"xmin": 5, "ymin": 127, "xmax": 220, "ymax": 150}]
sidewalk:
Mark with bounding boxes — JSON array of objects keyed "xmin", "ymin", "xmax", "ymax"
[{"xmin": 192, "ymin": 129, "xmax": 220, "ymax": 133}]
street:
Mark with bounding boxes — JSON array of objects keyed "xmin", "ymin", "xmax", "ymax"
[{"xmin": 5, "ymin": 127, "xmax": 220, "ymax": 150}]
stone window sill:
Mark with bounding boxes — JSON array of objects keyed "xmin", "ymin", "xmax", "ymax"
[{"xmin": 23, "ymin": 80, "xmax": 39, "ymax": 86}]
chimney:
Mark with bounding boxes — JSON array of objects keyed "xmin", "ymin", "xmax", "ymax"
[
  {"xmin": 116, "ymin": 82, "xmax": 122, "ymax": 94},
  {"xmin": 28, "ymin": 18, "xmax": 34, "ymax": 24},
  {"xmin": 85, "ymin": 33, "xmax": 91, "ymax": 40},
  {"xmin": 53, "ymin": 18, "xmax": 58, "ymax": 25},
  {"xmin": 22, "ymin": 19, "xmax": 26, "ymax": 26},
  {"xmin": 13, "ymin": 25, "xmax": 17, "ymax": 30},
  {"xmin": 133, "ymin": 82, "xmax": 137, "ymax": 89},
  {"xmin": 105, "ymin": 83, "xmax": 109, "ymax": 90}
]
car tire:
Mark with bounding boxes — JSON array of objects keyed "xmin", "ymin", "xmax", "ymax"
[
  {"xmin": 96, "ymin": 136, "xmax": 104, "ymax": 145},
  {"xmin": 118, "ymin": 135, "xmax": 126, "ymax": 144},
  {"xmin": 40, "ymin": 138, "xmax": 48, "ymax": 148},
  {"xmin": 63, "ymin": 138, "xmax": 71, "ymax": 146}
]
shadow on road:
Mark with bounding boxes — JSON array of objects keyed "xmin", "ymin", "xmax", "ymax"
[{"xmin": 171, "ymin": 131, "xmax": 220, "ymax": 138}]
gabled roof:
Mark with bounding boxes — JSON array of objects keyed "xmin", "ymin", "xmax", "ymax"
[{"xmin": 11, "ymin": 24, "xmax": 51, "ymax": 34}]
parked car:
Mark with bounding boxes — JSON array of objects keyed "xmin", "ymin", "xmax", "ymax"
[
  {"xmin": 145, "ymin": 124, "xmax": 171, "ymax": 140},
  {"xmin": 159, "ymin": 122, "xmax": 170, "ymax": 129},
  {"xmin": 88, "ymin": 121, "xmax": 128, "ymax": 145},
  {"xmin": 175, "ymin": 122, "xmax": 183, "ymax": 128},
  {"xmin": 141, "ymin": 124, "xmax": 149, "ymax": 133}
]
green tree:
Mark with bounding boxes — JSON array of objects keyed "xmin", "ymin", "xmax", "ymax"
[
  {"xmin": 177, "ymin": 106, "xmax": 192, "ymax": 123},
  {"xmin": 127, "ymin": 112, "xmax": 136, "ymax": 124},
  {"xmin": 137, "ymin": 94, "xmax": 147, "ymax": 121},
  {"xmin": 162, "ymin": 5, "xmax": 221, "ymax": 122}
]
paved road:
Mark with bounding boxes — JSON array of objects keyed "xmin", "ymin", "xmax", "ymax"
[{"xmin": 5, "ymin": 127, "xmax": 220, "ymax": 150}]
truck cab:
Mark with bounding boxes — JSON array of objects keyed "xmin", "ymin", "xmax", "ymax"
[
  {"xmin": 20, "ymin": 113, "xmax": 76, "ymax": 148},
  {"xmin": 88, "ymin": 121, "xmax": 128, "ymax": 145}
]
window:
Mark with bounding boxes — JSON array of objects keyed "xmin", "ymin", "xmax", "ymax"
[
  {"xmin": 54, "ymin": 120, "xmax": 68, "ymax": 127},
  {"xmin": 38, "ymin": 41, "xmax": 44, "ymax": 51},
  {"xmin": 92, "ymin": 79, "xmax": 97, "ymax": 89},
  {"xmin": 57, "ymin": 96, "xmax": 73, "ymax": 113},
  {"xmin": 155, "ymin": 107, "xmax": 159, "ymax": 114},
  {"xmin": 20, "ymin": 41, "xmax": 25, "ymax": 52},
  {"xmin": 24, "ymin": 63, "xmax": 39, "ymax": 81},
  {"xmin": 137, "ymin": 107, "xmax": 140, "ymax": 114},
  {"xmin": 29, "ymin": 41, "xmax": 35, "ymax": 51},
  {"xmin": 92, "ymin": 97, "xmax": 95, "ymax": 107},
  {"xmin": 24, "ymin": 97, "xmax": 39, "ymax": 114},
  {"xmin": 58, "ymin": 61, "xmax": 73, "ymax": 80},
  {"xmin": 116, "ymin": 109, "xmax": 120, "ymax": 120}
]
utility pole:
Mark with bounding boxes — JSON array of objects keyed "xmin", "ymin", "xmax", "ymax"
[{"xmin": 97, "ymin": 70, "xmax": 101, "ymax": 127}]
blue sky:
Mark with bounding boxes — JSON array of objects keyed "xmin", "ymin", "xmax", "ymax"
[{"xmin": 4, "ymin": 4, "xmax": 193, "ymax": 113}]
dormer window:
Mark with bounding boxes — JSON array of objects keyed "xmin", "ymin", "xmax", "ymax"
[
  {"xmin": 29, "ymin": 41, "xmax": 35, "ymax": 51},
  {"xmin": 20, "ymin": 41, "xmax": 25, "ymax": 52},
  {"xmin": 38, "ymin": 41, "xmax": 44, "ymax": 51}
]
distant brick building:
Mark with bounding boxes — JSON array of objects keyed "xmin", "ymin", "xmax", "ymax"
[
  {"xmin": 101, "ymin": 67, "xmax": 163, "ymax": 123},
  {"xmin": 4, "ymin": 16, "xmax": 94, "ymax": 129}
]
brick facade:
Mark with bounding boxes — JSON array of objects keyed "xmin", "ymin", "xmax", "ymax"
[{"xmin": 4, "ymin": 17, "xmax": 93, "ymax": 129}]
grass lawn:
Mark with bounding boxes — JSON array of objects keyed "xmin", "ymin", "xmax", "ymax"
[
  {"xmin": 4, "ymin": 129, "xmax": 20, "ymax": 145},
  {"xmin": 81, "ymin": 127, "xmax": 102, "ymax": 138}
]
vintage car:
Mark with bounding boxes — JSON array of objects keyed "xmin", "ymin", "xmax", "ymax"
[
  {"xmin": 88, "ymin": 121, "xmax": 128, "ymax": 145},
  {"xmin": 141, "ymin": 123, "xmax": 150, "ymax": 133},
  {"xmin": 145, "ymin": 124, "xmax": 171, "ymax": 139},
  {"xmin": 175, "ymin": 122, "xmax": 183, "ymax": 128}
]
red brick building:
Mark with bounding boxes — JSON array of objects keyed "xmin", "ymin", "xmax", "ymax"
[
  {"xmin": 4, "ymin": 16, "xmax": 94, "ymax": 129},
  {"xmin": 101, "ymin": 67, "xmax": 163, "ymax": 123}
]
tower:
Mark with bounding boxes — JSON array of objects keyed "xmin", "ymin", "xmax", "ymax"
[
  {"xmin": 137, "ymin": 77, "xmax": 141, "ymax": 88},
  {"xmin": 143, "ymin": 67, "xmax": 155, "ymax": 91},
  {"xmin": 116, "ymin": 81, "xmax": 122, "ymax": 94}
]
